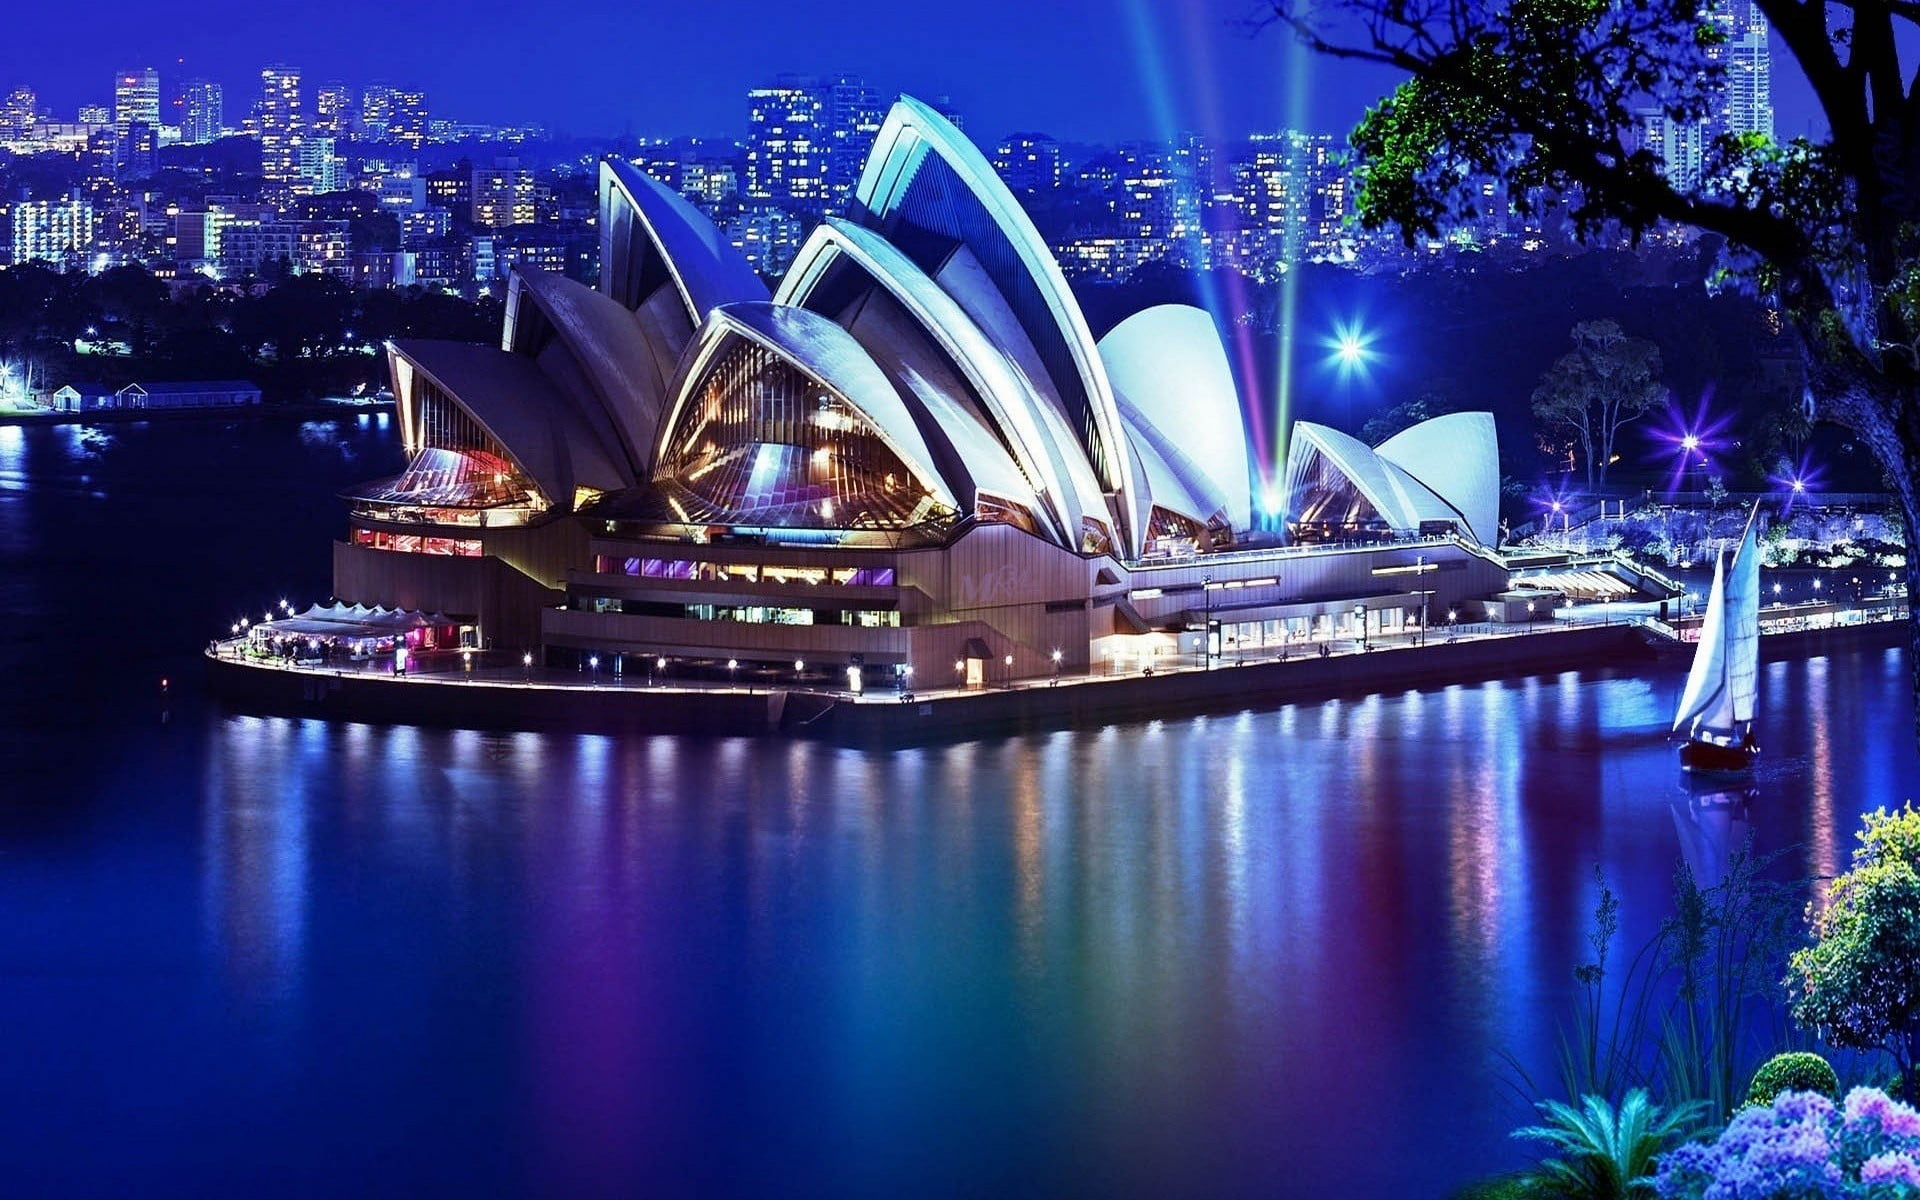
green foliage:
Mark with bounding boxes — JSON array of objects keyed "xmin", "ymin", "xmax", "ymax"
[
  {"xmin": 1519, "ymin": 853, "xmax": 1798, "ymax": 1119},
  {"xmin": 1512, "ymin": 1089, "xmax": 1705, "ymax": 1200},
  {"xmin": 1360, "ymin": 391, "xmax": 1459, "ymax": 444},
  {"xmin": 1852, "ymin": 804, "xmax": 1920, "ymax": 873},
  {"xmin": 1530, "ymin": 320, "xmax": 1667, "ymax": 487},
  {"xmin": 1744, "ymin": 1051, "xmax": 1839, "ymax": 1107},
  {"xmin": 1788, "ymin": 844, "xmax": 1920, "ymax": 1101}
]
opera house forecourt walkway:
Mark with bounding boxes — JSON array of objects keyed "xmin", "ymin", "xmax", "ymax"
[{"xmin": 202, "ymin": 95, "xmax": 1907, "ymax": 739}]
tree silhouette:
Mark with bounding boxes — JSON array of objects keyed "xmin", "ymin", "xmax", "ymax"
[{"xmin": 1532, "ymin": 320, "xmax": 1668, "ymax": 489}]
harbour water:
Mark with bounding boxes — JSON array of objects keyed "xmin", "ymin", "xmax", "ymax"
[{"xmin": 1, "ymin": 418, "xmax": 1914, "ymax": 1197}]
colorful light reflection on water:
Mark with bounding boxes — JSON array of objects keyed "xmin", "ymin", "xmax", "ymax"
[{"xmin": 0, "ymin": 420, "xmax": 1914, "ymax": 1198}]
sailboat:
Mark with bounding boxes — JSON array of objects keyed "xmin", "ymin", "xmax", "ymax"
[{"xmin": 1674, "ymin": 504, "xmax": 1761, "ymax": 774}]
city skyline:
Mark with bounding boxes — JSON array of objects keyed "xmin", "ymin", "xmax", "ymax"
[{"xmin": 0, "ymin": 0, "xmax": 1827, "ymax": 144}]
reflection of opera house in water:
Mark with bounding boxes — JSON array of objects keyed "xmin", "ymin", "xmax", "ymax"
[{"xmin": 322, "ymin": 97, "xmax": 1511, "ymax": 689}]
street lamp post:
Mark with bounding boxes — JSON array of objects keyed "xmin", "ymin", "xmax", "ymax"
[
  {"xmin": 1003, "ymin": 653, "xmax": 1014, "ymax": 689},
  {"xmin": 728, "ymin": 658, "xmax": 738, "ymax": 690},
  {"xmin": 1355, "ymin": 603, "xmax": 1369, "ymax": 651},
  {"xmin": 1050, "ymin": 648, "xmax": 1062, "ymax": 685},
  {"xmin": 522, "ymin": 650, "xmax": 533, "ymax": 681},
  {"xmin": 1201, "ymin": 574, "xmax": 1214, "ymax": 670}
]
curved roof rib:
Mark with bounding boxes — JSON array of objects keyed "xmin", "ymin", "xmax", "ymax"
[
  {"xmin": 778, "ymin": 218, "xmax": 1112, "ymax": 547},
  {"xmin": 599, "ymin": 160, "xmax": 767, "ymax": 330},
  {"xmin": 1284, "ymin": 421, "xmax": 1490, "ymax": 540},
  {"xmin": 388, "ymin": 338, "xmax": 628, "ymax": 510},
  {"xmin": 653, "ymin": 302, "xmax": 954, "ymax": 512},
  {"xmin": 502, "ymin": 267, "xmax": 676, "ymax": 476},
  {"xmin": 1375, "ymin": 412, "xmax": 1501, "ymax": 546},
  {"xmin": 849, "ymin": 95, "xmax": 1139, "ymax": 554},
  {"xmin": 1099, "ymin": 305, "xmax": 1251, "ymax": 532}
]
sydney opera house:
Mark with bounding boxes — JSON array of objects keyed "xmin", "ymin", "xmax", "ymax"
[{"xmin": 329, "ymin": 97, "xmax": 1510, "ymax": 689}]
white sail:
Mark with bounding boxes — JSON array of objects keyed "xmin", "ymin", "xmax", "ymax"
[
  {"xmin": 1674, "ymin": 550, "xmax": 1730, "ymax": 735},
  {"xmin": 1725, "ymin": 504, "xmax": 1761, "ymax": 728}
]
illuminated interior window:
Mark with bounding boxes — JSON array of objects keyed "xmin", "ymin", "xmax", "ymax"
[
  {"xmin": 1285, "ymin": 442, "xmax": 1395, "ymax": 542},
  {"xmin": 656, "ymin": 334, "xmax": 954, "ymax": 532},
  {"xmin": 974, "ymin": 492, "xmax": 1040, "ymax": 536},
  {"xmin": 1079, "ymin": 516, "xmax": 1115, "ymax": 556}
]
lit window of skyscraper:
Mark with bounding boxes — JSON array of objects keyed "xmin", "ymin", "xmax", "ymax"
[
  {"xmin": 1713, "ymin": 0, "xmax": 1773, "ymax": 140},
  {"xmin": 181, "ymin": 79, "xmax": 223, "ymax": 145},
  {"xmin": 993, "ymin": 133, "xmax": 1064, "ymax": 194},
  {"xmin": 260, "ymin": 65, "xmax": 304, "ymax": 201},
  {"xmin": 313, "ymin": 83, "xmax": 351, "ymax": 135},
  {"xmin": 746, "ymin": 75, "xmax": 828, "ymax": 211},
  {"xmin": 0, "ymin": 86, "xmax": 35, "ymax": 142},
  {"xmin": 113, "ymin": 68, "xmax": 160, "ymax": 141},
  {"xmin": 11, "ymin": 192, "xmax": 96, "ymax": 269},
  {"xmin": 389, "ymin": 90, "xmax": 429, "ymax": 148}
]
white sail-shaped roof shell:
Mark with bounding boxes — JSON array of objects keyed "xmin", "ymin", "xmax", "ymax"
[
  {"xmin": 1374, "ymin": 411, "xmax": 1500, "ymax": 547},
  {"xmin": 851, "ymin": 95, "xmax": 1139, "ymax": 555},
  {"xmin": 777, "ymin": 218, "xmax": 1109, "ymax": 547},
  {"xmin": 599, "ymin": 160, "xmax": 767, "ymax": 330},
  {"xmin": 1099, "ymin": 305, "xmax": 1251, "ymax": 532},
  {"xmin": 389, "ymin": 338, "xmax": 629, "ymax": 509},
  {"xmin": 502, "ymin": 266, "xmax": 674, "ymax": 478},
  {"xmin": 1283, "ymin": 417, "xmax": 1500, "ymax": 545},
  {"xmin": 1285, "ymin": 422, "xmax": 1466, "ymax": 534},
  {"xmin": 1122, "ymin": 421, "xmax": 1217, "ymax": 530},
  {"xmin": 653, "ymin": 302, "xmax": 955, "ymax": 512}
]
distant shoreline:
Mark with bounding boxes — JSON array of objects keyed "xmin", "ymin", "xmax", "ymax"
[{"xmin": 0, "ymin": 398, "xmax": 395, "ymax": 428}]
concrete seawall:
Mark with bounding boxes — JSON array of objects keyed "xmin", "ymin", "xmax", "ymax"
[{"xmin": 205, "ymin": 618, "xmax": 1907, "ymax": 744}]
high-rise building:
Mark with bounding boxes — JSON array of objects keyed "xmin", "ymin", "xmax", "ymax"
[
  {"xmin": 113, "ymin": 68, "xmax": 160, "ymax": 140},
  {"xmin": 745, "ymin": 74, "xmax": 886, "ymax": 214},
  {"xmin": 77, "ymin": 104, "xmax": 110, "ymax": 126},
  {"xmin": 181, "ymin": 79, "xmax": 223, "ymax": 144},
  {"xmin": 993, "ymin": 133, "xmax": 1064, "ymax": 194},
  {"xmin": 389, "ymin": 89, "xmax": 429, "ymax": 147},
  {"xmin": 1713, "ymin": 0, "xmax": 1773, "ymax": 140},
  {"xmin": 824, "ymin": 74, "xmax": 882, "ymax": 207},
  {"xmin": 471, "ymin": 160, "xmax": 535, "ymax": 228},
  {"xmin": 745, "ymin": 75, "xmax": 828, "ymax": 211},
  {"xmin": 0, "ymin": 86, "xmax": 35, "ymax": 141},
  {"xmin": 299, "ymin": 136, "xmax": 341, "ymax": 194},
  {"xmin": 119, "ymin": 121, "xmax": 159, "ymax": 177},
  {"xmin": 12, "ymin": 191, "xmax": 96, "ymax": 268},
  {"xmin": 260, "ymin": 65, "xmax": 304, "ymax": 201},
  {"xmin": 359, "ymin": 83, "xmax": 395, "ymax": 139},
  {"xmin": 1641, "ymin": 108, "xmax": 1704, "ymax": 191},
  {"xmin": 313, "ymin": 82, "xmax": 352, "ymax": 135}
]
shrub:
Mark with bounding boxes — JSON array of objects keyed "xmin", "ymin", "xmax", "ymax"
[
  {"xmin": 1788, "ymin": 807, "xmax": 1920, "ymax": 1101},
  {"xmin": 1747, "ymin": 1052, "xmax": 1840, "ymax": 1107},
  {"xmin": 1514, "ymin": 1089, "xmax": 1705, "ymax": 1200},
  {"xmin": 1653, "ymin": 1087, "xmax": 1920, "ymax": 1198}
]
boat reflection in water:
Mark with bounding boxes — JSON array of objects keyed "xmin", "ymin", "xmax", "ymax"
[{"xmin": 1670, "ymin": 785, "xmax": 1757, "ymax": 891}]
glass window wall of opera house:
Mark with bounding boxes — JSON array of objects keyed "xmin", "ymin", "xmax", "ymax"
[{"xmin": 296, "ymin": 95, "xmax": 1513, "ymax": 688}]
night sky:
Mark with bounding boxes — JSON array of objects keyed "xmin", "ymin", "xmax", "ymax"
[{"xmin": 1, "ymin": 0, "xmax": 1824, "ymax": 143}]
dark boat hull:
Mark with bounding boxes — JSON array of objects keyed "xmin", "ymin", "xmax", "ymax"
[{"xmin": 1680, "ymin": 738, "xmax": 1758, "ymax": 776}]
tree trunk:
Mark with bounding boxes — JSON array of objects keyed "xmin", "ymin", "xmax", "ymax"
[{"xmin": 1800, "ymin": 353, "xmax": 1920, "ymax": 753}]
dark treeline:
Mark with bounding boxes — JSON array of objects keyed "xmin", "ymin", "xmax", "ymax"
[{"xmin": 0, "ymin": 264, "xmax": 501, "ymax": 403}]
